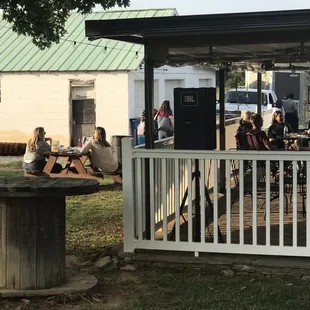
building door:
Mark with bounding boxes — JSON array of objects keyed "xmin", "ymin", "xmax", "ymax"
[
  {"xmin": 164, "ymin": 79, "xmax": 184, "ymax": 112},
  {"xmin": 70, "ymin": 80, "xmax": 95, "ymax": 146},
  {"xmin": 72, "ymin": 99, "xmax": 96, "ymax": 145}
]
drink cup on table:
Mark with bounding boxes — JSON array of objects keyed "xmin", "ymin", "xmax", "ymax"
[{"xmin": 51, "ymin": 140, "xmax": 60, "ymax": 152}]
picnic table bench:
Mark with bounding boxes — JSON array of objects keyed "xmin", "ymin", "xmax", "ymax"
[
  {"xmin": 24, "ymin": 152, "xmax": 122, "ymax": 183},
  {"xmin": 0, "ymin": 177, "xmax": 99, "ymax": 291}
]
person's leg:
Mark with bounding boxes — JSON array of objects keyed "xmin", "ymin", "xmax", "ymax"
[
  {"xmin": 24, "ymin": 160, "xmax": 46, "ymax": 173},
  {"xmin": 51, "ymin": 163, "xmax": 63, "ymax": 173},
  {"xmin": 158, "ymin": 130, "xmax": 167, "ymax": 140},
  {"xmin": 103, "ymin": 163, "xmax": 123, "ymax": 184},
  {"xmin": 116, "ymin": 162, "xmax": 122, "ymax": 179}
]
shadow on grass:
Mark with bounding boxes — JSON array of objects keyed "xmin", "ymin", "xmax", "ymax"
[{"xmin": 99, "ymin": 184, "xmax": 122, "ymax": 191}]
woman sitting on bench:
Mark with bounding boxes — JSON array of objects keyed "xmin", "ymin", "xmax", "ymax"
[
  {"xmin": 81, "ymin": 127, "xmax": 122, "ymax": 183},
  {"xmin": 23, "ymin": 127, "xmax": 62, "ymax": 174}
]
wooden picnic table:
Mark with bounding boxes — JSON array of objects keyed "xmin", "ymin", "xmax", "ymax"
[
  {"xmin": 43, "ymin": 152, "xmax": 91, "ymax": 178},
  {"xmin": 41, "ymin": 151, "xmax": 122, "ymax": 183},
  {"xmin": 0, "ymin": 177, "xmax": 99, "ymax": 291}
]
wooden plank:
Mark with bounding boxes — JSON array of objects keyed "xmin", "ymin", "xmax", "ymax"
[
  {"xmin": 0, "ymin": 177, "xmax": 99, "ymax": 197},
  {"xmin": 112, "ymin": 175, "xmax": 122, "ymax": 184},
  {"xmin": 0, "ymin": 198, "xmax": 7, "ymax": 288},
  {"xmin": 80, "ymin": 155, "xmax": 88, "ymax": 165},
  {"xmin": 48, "ymin": 173, "xmax": 102, "ymax": 180},
  {"xmin": 6, "ymin": 199, "xmax": 21, "ymax": 289},
  {"xmin": 43, "ymin": 155, "xmax": 57, "ymax": 174},
  {"xmin": 36, "ymin": 200, "xmax": 53, "ymax": 289},
  {"xmin": 51, "ymin": 197, "xmax": 66, "ymax": 286},
  {"xmin": 71, "ymin": 158, "xmax": 87, "ymax": 174},
  {"xmin": 20, "ymin": 198, "xmax": 37, "ymax": 289}
]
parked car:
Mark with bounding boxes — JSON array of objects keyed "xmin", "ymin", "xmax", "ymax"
[{"xmin": 216, "ymin": 88, "xmax": 282, "ymax": 115}]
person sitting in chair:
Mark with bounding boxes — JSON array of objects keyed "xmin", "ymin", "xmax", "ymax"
[
  {"xmin": 81, "ymin": 127, "xmax": 122, "ymax": 182},
  {"xmin": 236, "ymin": 111, "xmax": 253, "ymax": 136},
  {"xmin": 23, "ymin": 127, "xmax": 62, "ymax": 174},
  {"xmin": 268, "ymin": 111, "xmax": 293, "ymax": 149},
  {"xmin": 235, "ymin": 111, "xmax": 253, "ymax": 149},
  {"xmin": 247, "ymin": 114, "xmax": 275, "ymax": 151}
]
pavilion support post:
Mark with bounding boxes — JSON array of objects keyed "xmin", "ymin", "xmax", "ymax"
[
  {"xmin": 257, "ymin": 72, "xmax": 262, "ymax": 115},
  {"xmin": 144, "ymin": 43, "xmax": 154, "ymax": 240},
  {"xmin": 219, "ymin": 69, "xmax": 226, "ymax": 193}
]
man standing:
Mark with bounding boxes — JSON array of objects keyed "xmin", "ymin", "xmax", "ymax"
[{"xmin": 282, "ymin": 93, "xmax": 298, "ymax": 132}]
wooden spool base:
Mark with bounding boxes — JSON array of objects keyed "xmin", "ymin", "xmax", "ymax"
[
  {"xmin": 0, "ymin": 196, "xmax": 66, "ymax": 290},
  {"xmin": 0, "ymin": 275, "xmax": 98, "ymax": 297}
]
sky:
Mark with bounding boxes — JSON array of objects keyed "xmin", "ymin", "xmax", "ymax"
[{"xmin": 109, "ymin": 0, "xmax": 310, "ymax": 15}]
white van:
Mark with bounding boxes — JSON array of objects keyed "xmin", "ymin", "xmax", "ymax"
[{"xmin": 216, "ymin": 88, "xmax": 280, "ymax": 114}]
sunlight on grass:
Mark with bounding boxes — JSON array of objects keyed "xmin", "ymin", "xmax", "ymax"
[
  {"xmin": 0, "ymin": 162, "xmax": 124, "ymax": 258},
  {"xmin": 66, "ymin": 179, "xmax": 123, "ymax": 257},
  {"xmin": 111, "ymin": 269, "xmax": 310, "ymax": 310},
  {"xmin": 0, "ymin": 160, "xmax": 23, "ymax": 177}
]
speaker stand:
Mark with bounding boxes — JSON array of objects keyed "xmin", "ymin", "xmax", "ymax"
[{"xmin": 168, "ymin": 159, "xmax": 224, "ymax": 243}]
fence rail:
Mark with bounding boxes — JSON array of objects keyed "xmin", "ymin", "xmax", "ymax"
[{"xmin": 123, "ymin": 138, "xmax": 310, "ymax": 257}]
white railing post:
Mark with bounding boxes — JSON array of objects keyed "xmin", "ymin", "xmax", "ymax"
[{"xmin": 122, "ymin": 138, "xmax": 135, "ymax": 253}]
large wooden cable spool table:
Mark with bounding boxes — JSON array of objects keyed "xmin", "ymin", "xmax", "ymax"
[{"xmin": 0, "ymin": 177, "xmax": 99, "ymax": 292}]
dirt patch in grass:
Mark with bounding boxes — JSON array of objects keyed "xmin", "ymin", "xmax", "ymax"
[{"xmin": 2, "ymin": 267, "xmax": 310, "ymax": 310}]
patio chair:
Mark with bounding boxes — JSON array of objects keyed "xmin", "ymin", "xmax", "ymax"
[
  {"xmin": 283, "ymin": 162, "xmax": 306, "ymax": 217},
  {"xmin": 230, "ymin": 134, "xmax": 254, "ymax": 206},
  {"xmin": 246, "ymin": 133, "xmax": 289, "ymax": 216},
  {"xmin": 260, "ymin": 163, "xmax": 289, "ymax": 217},
  {"xmin": 230, "ymin": 134, "xmax": 253, "ymax": 186}
]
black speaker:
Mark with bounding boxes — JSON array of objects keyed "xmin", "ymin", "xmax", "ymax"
[{"xmin": 174, "ymin": 87, "xmax": 216, "ymax": 150}]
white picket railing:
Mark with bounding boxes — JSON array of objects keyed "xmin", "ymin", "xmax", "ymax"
[
  {"xmin": 123, "ymin": 138, "xmax": 310, "ymax": 257},
  {"xmin": 134, "ymin": 136, "xmax": 174, "ymax": 150}
]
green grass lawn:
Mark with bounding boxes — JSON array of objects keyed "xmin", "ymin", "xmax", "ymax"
[
  {"xmin": 104, "ymin": 269, "xmax": 310, "ymax": 310},
  {"xmin": 2, "ymin": 161, "xmax": 310, "ymax": 310}
]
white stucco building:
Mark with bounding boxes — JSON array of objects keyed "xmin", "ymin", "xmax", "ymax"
[{"xmin": 0, "ymin": 9, "xmax": 216, "ymax": 146}]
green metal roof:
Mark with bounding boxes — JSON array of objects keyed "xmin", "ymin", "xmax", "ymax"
[{"xmin": 0, "ymin": 8, "xmax": 177, "ymax": 72}]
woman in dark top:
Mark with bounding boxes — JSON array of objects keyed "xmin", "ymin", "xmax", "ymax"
[
  {"xmin": 248, "ymin": 113, "xmax": 275, "ymax": 151},
  {"xmin": 236, "ymin": 111, "xmax": 253, "ymax": 136},
  {"xmin": 267, "ymin": 111, "xmax": 293, "ymax": 149},
  {"xmin": 235, "ymin": 111, "xmax": 253, "ymax": 150}
]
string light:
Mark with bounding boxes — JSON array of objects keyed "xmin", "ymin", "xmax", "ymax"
[{"xmin": 0, "ymin": 24, "xmax": 144, "ymax": 56}]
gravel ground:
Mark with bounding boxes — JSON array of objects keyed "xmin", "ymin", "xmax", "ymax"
[{"xmin": 0, "ymin": 156, "xmax": 23, "ymax": 164}]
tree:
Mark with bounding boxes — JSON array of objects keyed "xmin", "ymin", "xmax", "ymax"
[
  {"xmin": 0, "ymin": 0, "xmax": 130, "ymax": 49},
  {"xmin": 225, "ymin": 72, "xmax": 245, "ymax": 91}
]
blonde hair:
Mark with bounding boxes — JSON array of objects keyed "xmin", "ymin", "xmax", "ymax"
[
  {"xmin": 271, "ymin": 111, "xmax": 282, "ymax": 126},
  {"xmin": 27, "ymin": 127, "xmax": 45, "ymax": 152},
  {"xmin": 242, "ymin": 111, "xmax": 253, "ymax": 122}
]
